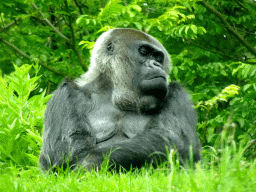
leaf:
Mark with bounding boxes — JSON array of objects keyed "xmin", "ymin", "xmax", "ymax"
[
  {"xmin": 185, "ymin": 26, "xmax": 190, "ymax": 35},
  {"xmin": 97, "ymin": 26, "xmax": 113, "ymax": 33},
  {"xmin": 26, "ymin": 129, "xmax": 42, "ymax": 143},
  {"xmin": 250, "ymin": 68, "xmax": 256, "ymax": 77},
  {"xmin": 232, "ymin": 64, "xmax": 245, "ymax": 76},
  {"xmin": 99, "ymin": 0, "xmax": 124, "ymax": 20},
  {"xmin": 40, "ymin": 54, "xmax": 47, "ymax": 62},
  {"xmin": 134, "ymin": 22, "xmax": 142, "ymax": 30},
  {"xmin": 190, "ymin": 25, "xmax": 197, "ymax": 34},
  {"xmin": 0, "ymin": 145, "xmax": 7, "ymax": 156},
  {"xmin": 130, "ymin": 5, "xmax": 141, "ymax": 12},
  {"xmin": 25, "ymin": 154, "xmax": 38, "ymax": 166},
  {"xmin": 243, "ymin": 84, "xmax": 251, "ymax": 91},
  {"xmin": 178, "ymin": 25, "xmax": 186, "ymax": 35},
  {"xmin": 197, "ymin": 27, "xmax": 207, "ymax": 35},
  {"xmin": 76, "ymin": 15, "xmax": 88, "ymax": 24}
]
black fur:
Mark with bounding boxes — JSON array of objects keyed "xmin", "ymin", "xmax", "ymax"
[
  {"xmin": 39, "ymin": 80, "xmax": 201, "ymax": 171},
  {"xmin": 39, "ymin": 28, "xmax": 201, "ymax": 172}
]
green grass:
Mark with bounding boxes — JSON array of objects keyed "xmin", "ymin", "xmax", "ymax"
[{"xmin": 1, "ymin": 148, "xmax": 256, "ymax": 192}]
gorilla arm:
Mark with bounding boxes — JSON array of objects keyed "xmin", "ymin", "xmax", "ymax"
[
  {"xmin": 82, "ymin": 82, "xmax": 201, "ymax": 171},
  {"xmin": 39, "ymin": 80, "xmax": 97, "ymax": 171},
  {"xmin": 84, "ymin": 129, "xmax": 174, "ymax": 170}
]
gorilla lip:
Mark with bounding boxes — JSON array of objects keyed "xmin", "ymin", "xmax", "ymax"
[{"xmin": 148, "ymin": 76, "xmax": 166, "ymax": 81}]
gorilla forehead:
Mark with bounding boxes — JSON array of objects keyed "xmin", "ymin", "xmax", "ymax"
[
  {"xmin": 111, "ymin": 28, "xmax": 151, "ymax": 41},
  {"xmin": 108, "ymin": 28, "xmax": 164, "ymax": 49}
]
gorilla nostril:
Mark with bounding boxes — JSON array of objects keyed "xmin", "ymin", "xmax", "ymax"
[
  {"xmin": 149, "ymin": 60, "xmax": 162, "ymax": 68},
  {"xmin": 154, "ymin": 61, "xmax": 162, "ymax": 68}
]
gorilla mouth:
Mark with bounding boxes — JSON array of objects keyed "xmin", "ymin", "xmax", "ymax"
[
  {"xmin": 147, "ymin": 76, "xmax": 166, "ymax": 81},
  {"xmin": 140, "ymin": 75, "xmax": 168, "ymax": 95}
]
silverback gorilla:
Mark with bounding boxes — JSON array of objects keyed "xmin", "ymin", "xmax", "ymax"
[{"xmin": 39, "ymin": 28, "xmax": 201, "ymax": 172}]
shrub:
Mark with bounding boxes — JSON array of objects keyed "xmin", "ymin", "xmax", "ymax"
[{"xmin": 0, "ymin": 64, "xmax": 51, "ymax": 168}]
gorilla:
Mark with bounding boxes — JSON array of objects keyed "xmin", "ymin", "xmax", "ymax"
[{"xmin": 39, "ymin": 28, "xmax": 201, "ymax": 172}]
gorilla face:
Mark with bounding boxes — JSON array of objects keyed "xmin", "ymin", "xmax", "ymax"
[
  {"xmin": 77, "ymin": 28, "xmax": 171, "ymax": 112},
  {"xmin": 135, "ymin": 42, "xmax": 168, "ymax": 100}
]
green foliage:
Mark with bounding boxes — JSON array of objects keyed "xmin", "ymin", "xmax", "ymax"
[
  {"xmin": 99, "ymin": 0, "xmax": 124, "ymax": 20},
  {"xmin": 196, "ymin": 84, "xmax": 240, "ymax": 109},
  {"xmin": 0, "ymin": 64, "xmax": 50, "ymax": 168}
]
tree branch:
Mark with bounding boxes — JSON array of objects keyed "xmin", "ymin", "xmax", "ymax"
[
  {"xmin": 187, "ymin": 39, "xmax": 256, "ymax": 64},
  {"xmin": 0, "ymin": 37, "xmax": 30, "ymax": 59},
  {"xmin": 200, "ymin": 1, "xmax": 256, "ymax": 58},
  {"xmin": 101, "ymin": 0, "xmax": 105, "ymax": 8},
  {"xmin": 73, "ymin": 0, "xmax": 84, "ymax": 15},
  {"xmin": 0, "ymin": 36, "xmax": 69, "ymax": 77},
  {"xmin": 64, "ymin": 0, "xmax": 86, "ymax": 71},
  {"xmin": 233, "ymin": 0, "xmax": 249, "ymax": 12},
  {"xmin": 0, "ymin": 18, "xmax": 21, "ymax": 34},
  {"xmin": 32, "ymin": 4, "xmax": 70, "ymax": 43}
]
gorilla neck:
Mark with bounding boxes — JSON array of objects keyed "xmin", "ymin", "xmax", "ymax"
[
  {"xmin": 113, "ymin": 89, "xmax": 163, "ymax": 113},
  {"xmin": 138, "ymin": 95, "xmax": 163, "ymax": 113},
  {"xmin": 90, "ymin": 74, "xmax": 163, "ymax": 113},
  {"xmin": 93, "ymin": 73, "xmax": 113, "ymax": 92}
]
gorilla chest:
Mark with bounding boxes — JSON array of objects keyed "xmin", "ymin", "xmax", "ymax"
[{"xmin": 87, "ymin": 104, "xmax": 151, "ymax": 143}]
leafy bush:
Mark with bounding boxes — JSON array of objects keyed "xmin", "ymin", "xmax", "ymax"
[{"xmin": 0, "ymin": 64, "xmax": 51, "ymax": 168}]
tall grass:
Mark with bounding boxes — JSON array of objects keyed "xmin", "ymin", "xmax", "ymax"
[{"xmin": 1, "ymin": 141, "xmax": 255, "ymax": 192}]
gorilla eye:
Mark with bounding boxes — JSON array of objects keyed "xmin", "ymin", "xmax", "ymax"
[
  {"xmin": 155, "ymin": 53, "xmax": 164, "ymax": 63},
  {"xmin": 107, "ymin": 42, "xmax": 114, "ymax": 54},
  {"xmin": 139, "ymin": 46, "xmax": 149, "ymax": 56}
]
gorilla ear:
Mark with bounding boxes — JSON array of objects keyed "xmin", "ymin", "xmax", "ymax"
[{"xmin": 107, "ymin": 42, "xmax": 114, "ymax": 55}]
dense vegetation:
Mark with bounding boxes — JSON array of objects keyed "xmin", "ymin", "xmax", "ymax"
[{"xmin": 0, "ymin": 0, "xmax": 256, "ymax": 190}]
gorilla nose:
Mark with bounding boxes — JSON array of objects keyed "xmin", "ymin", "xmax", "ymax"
[{"xmin": 149, "ymin": 60, "xmax": 162, "ymax": 68}]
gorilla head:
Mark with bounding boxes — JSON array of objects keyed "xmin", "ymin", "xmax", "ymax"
[{"xmin": 77, "ymin": 28, "xmax": 171, "ymax": 112}]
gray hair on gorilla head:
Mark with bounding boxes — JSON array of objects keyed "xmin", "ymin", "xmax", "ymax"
[{"xmin": 76, "ymin": 28, "xmax": 171, "ymax": 88}]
